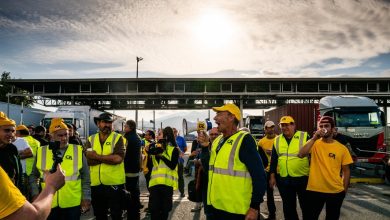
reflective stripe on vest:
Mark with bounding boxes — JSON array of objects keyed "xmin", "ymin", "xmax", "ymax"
[
  {"xmin": 89, "ymin": 132, "xmax": 125, "ymax": 186},
  {"xmin": 24, "ymin": 136, "xmax": 40, "ymax": 175},
  {"xmin": 36, "ymin": 144, "xmax": 82, "ymax": 208},
  {"xmin": 275, "ymin": 131, "xmax": 309, "ymax": 177},
  {"xmin": 149, "ymin": 145, "xmax": 178, "ymax": 189},
  {"xmin": 207, "ymin": 131, "xmax": 252, "ymax": 215}
]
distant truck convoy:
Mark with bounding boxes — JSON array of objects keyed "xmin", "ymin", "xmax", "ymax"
[
  {"xmin": 244, "ymin": 115, "xmax": 265, "ymax": 140},
  {"xmin": 42, "ymin": 106, "xmax": 126, "ymax": 143},
  {"xmin": 265, "ymin": 96, "xmax": 387, "ymax": 164},
  {"xmin": 0, "ymin": 101, "xmax": 49, "ymax": 126}
]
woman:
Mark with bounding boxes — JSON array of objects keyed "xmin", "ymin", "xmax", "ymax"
[{"xmin": 148, "ymin": 127, "xmax": 179, "ymax": 220}]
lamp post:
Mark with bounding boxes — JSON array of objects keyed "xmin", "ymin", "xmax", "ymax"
[{"xmin": 135, "ymin": 56, "xmax": 143, "ymax": 128}]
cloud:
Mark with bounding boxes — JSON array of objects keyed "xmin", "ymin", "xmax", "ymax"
[{"xmin": 0, "ymin": 0, "xmax": 390, "ymax": 78}]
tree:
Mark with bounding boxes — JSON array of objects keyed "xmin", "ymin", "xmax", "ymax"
[{"xmin": 0, "ymin": 71, "xmax": 35, "ymax": 107}]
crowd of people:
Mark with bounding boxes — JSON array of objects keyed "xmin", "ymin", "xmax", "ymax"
[{"xmin": 0, "ymin": 102, "xmax": 353, "ymax": 220}]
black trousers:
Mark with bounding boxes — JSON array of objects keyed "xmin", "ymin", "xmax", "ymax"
[
  {"xmin": 91, "ymin": 184, "xmax": 124, "ymax": 220},
  {"xmin": 126, "ymin": 176, "xmax": 141, "ymax": 220},
  {"xmin": 47, "ymin": 206, "xmax": 81, "ymax": 220},
  {"xmin": 265, "ymin": 172, "xmax": 276, "ymax": 217},
  {"xmin": 278, "ymin": 176, "xmax": 309, "ymax": 220},
  {"xmin": 178, "ymin": 162, "xmax": 185, "ymax": 194},
  {"xmin": 306, "ymin": 190, "xmax": 346, "ymax": 220},
  {"xmin": 149, "ymin": 185, "xmax": 173, "ymax": 220}
]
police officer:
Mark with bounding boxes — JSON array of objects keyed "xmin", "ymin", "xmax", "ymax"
[
  {"xmin": 202, "ymin": 104, "xmax": 266, "ymax": 220},
  {"xmin": 85, "ymin": 112, "xmax": 126, "ymax": 220},
  {"xmin": 269, "ymin": 116, "xmax": 309, "ymax": 220},
  {"xmin": 30, "ymin": 118, "xmax": 91, "ymax": 220}
]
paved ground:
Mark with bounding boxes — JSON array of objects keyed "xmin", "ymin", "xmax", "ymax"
[{"xmin": 81, "ymin": 143, "xmax": 390, "ymax": 220}]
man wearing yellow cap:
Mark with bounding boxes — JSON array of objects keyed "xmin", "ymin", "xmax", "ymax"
[
  {"xmin": 13, "ymin": 125, "xmax": 34, "ymax": 197},
  {"xmin": 198, "ymin": 103, "xmax": 266, "ymax": 220},
  {"xmin": 29, "ymin": 118, "xmax": 91, "ymax": 220},
  {"xmin": 269, "ymin": 116, "xmax": 310, "ymax": 220},
  {"xmin": 0, "ymin": 111, "xmax": 23, "ymax": 191},
  {"xmin": 85, "ymin": 112, "xmax": 126, "ymax": 220}
]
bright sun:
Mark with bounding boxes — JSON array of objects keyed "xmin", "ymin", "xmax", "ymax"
[{"xmin": 191, "ymin": 9, "xmax": 235, "ymax": 48}]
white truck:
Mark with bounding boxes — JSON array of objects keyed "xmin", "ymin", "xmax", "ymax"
[
  {"xmin": 244, "ymin": 115, "xmax": 264, "ymax": 140},
  {"xmin": 319, "ymin": 96, "xmax": 387, "ymax": 164},
  {"xmin": 42, "ymin": 106, "xmax": 126, "ymax": 142}
]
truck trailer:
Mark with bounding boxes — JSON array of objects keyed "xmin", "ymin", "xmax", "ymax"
[
  {"xmin": 42, "ymin": 106, "xmax": 126, "ymax": 143},
  {"xmin": 264, "ymin": 103, "xmax": 319, "ymax": 136}
]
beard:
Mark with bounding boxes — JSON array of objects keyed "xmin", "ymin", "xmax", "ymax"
[{"xmin": 101, "ymin": 126, "xmax": 112, "ymax": 134}]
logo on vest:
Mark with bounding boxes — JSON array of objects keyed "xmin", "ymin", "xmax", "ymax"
[
  {"xmin": 65, "ymin": 155, "xmax": 73, "ymax": 160},
  {"xmin": 106, "ymin": 142, "xmax": 111, "ymax": 145},
  {"xmin": 227, "ymin": 139, "xmax": 233, "ymax": 145}
]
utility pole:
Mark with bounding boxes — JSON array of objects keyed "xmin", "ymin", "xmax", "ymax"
[{"xmin": 135, "ymin": 56, "xmax": 143, "ymax": 128}]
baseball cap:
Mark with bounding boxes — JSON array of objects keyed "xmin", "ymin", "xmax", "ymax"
[
  {"xmin": 212, "ymin": 103, "xmax": 241, "ymax": 121},
  {"xmin": 16, "ymin": 125, "xmax": 29, "ymax": 131},
  {"xmin": 0, "ymin": 112, "xmax": 16, "ymax": 127},
  {"xmin": 49, "ymin": 118, "xmax": 68, "ymax": 133},
  {"xmin": 264, "ymin": 121, "xmax": 275, "ymax": 128},
  {"xmin": 279, "ymin": 116, "xmax": 295, "ymax": 124},
  {"xmin": 319, "ymin": 116, "xmax": 335, "ymax": 127}
]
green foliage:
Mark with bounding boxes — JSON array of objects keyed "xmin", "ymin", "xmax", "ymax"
[{"xmin": 0, "ymin": 71, "xmax": 35, "ymax": 107}]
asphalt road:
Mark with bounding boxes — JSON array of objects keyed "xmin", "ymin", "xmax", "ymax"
[{"xmin": 81, "ymin": 143, "xmax": 390, "ymax": 220}]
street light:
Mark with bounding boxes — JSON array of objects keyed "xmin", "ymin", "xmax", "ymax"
[{"xmin": 135, "ymin": 56, "xmax": 143, "ymax": 127}]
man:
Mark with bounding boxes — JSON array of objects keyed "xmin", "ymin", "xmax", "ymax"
[
  {"xmin": 142, "ymin": 130, "xmax": 155, "ymax": 189},
  {"xmin": 66, "ymin": 123, "xmax": 83, "ymax": 145},
  {"xmin": 0, "ymin": 112, "xmax": 23, "ymax": 191},
  {"xmin": 14, "ymin": 125, "xmax": 34, "ymax": 197},
  {"xmin": 269, "ymin": 116, "xmax": 309, "ymax": 220},
  {"xmin": 201, "ymin": 103, "xmax": 266, "ymax": 220},
  {"xmin": 299, "ymin": 116, "xmax": 353, "ymax": 220},
  {"xmin": 85, "ymin": 112, "xmax": 126, "ymax": 220},
  {"xmin": 16, "ymin": 125, "xmax": 40, "ymax": 181},
  {"xmin": 30, "ymin": 118, "xmax": 91, "ymax": 220},
  {"xmin": 0, "ymin": 164, "xmax": 65, "ymax": 220},
  {"xmin": 173, "ymin": 127, "xmax": 186, "ymax": 197},
  {"xmin": 258, "ymin": 121, "xmax": 277, "ymax": 220},
  {"xmin": 198, "ymin": 127, "xmax": 219, "ymax": 218},
  {"xmin": 33, "ymin": 125, "xmax": 49, "ymax": 146},
  {"xmin": 123, "ymin": 120, "xmax": 143, "ymax": 219}
]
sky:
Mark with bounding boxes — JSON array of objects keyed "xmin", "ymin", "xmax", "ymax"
[
  {"xmin": 0, "ymin": 0, "xmax": 390, "ymax": 79},
  {"xmin": 1, "ymin": 0, "xmax": 390, "ymax": 126}
]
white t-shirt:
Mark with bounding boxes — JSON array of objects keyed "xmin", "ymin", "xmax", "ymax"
[{"xmin": 13, "ymin": 137, "xmax": 32, "ymax": 173}]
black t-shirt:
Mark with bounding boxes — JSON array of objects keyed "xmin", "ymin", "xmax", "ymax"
[{"xmin": 0, "ymin": 144, "xmax": 23, "ymax": 190}]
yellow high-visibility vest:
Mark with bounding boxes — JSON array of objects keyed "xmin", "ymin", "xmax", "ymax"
[
  {"xmin": 88, "ymin": 132, "xmax": 125, "ymax": 186},
  {"xmin": 36, "ymin": 144, "xmax": 82, "ymax": 208},
  {"xmin": 207, "ymin": 131, "xmax": 252, "ymax": 215},
  {"xmin": 24, "ymin": 135, "xmax": 40, "ymax": 175},
  {"xmin": 149, "ymin": 145, "xmax": 178, "ymax": 189},
  {"xmin": 274, "ymin": 131, "xmax": 309, "ymax": 177}
]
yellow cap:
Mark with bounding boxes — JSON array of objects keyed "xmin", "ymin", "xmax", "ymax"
[
  {"xmin": 16, "ymin": 125, "xmax": 29, "ymax": 131},
  {"xmin": 49, "ymin": 118, "xmax": 68, "ymax": 133},
  {"xmin": 212, "ymin": 103, "xmax": 241, "ymax": 121},
  {"xmin": 0, "ymin": 111, "xmax": 16, "ymax": 127},
  {"xmin": 279, "ymin": 116, "xmax": 295, "ymax": 124}
]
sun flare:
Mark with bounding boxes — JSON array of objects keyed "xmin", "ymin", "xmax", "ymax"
[{"xmin": 191, "ymin": 9, "xmax": 235, "ymax": 48}]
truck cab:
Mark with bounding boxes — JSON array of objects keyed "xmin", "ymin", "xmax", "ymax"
[
  {"xmin": 319, "ymin": 96, "xmax": 387, "ymax": 164},
  {"xmin": 244, "ymin": 115, "xmax": 264, "ymax": 140}
]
